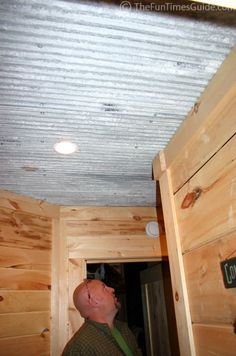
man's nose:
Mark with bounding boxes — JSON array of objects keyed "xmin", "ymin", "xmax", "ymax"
[{"xmin": 107, "ymin": 286, "xmax": 114, "ymax": 293}]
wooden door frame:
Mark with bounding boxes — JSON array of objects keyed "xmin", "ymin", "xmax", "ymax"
[
  {"xmin": 57, "ymin": 205, "xmax": 167, "ymax": 355},
  {"xmin": 68, "ymin": 256, "xmax": 162, "ymax": 339}
]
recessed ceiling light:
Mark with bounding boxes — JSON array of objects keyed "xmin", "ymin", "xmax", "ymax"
[{"xmin": 54, "ymin": 140, "xmax": 78, "ymax": 155}]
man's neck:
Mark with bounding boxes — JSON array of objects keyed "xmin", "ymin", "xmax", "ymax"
[{"xmin": 87, "ymin": 314, "xmax": 115, "ymax": 329}]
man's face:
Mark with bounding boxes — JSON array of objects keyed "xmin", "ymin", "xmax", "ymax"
[{"xmin": 89, "ymin": 280, "xmax": 121, "ymax": 313}]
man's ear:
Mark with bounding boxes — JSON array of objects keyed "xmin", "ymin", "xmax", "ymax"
[{"xmin": 88, "ymin": 295, "xmax": 99, "ymax": 307}]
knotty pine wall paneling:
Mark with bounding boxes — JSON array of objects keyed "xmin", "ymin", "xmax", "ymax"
[
  {"xmin": 153, "ymin": 46, "xmax": 236, "ymax": 355},
  {"xmin": 0, "ymin": 190, "xmax": 59, "ymax": 356},
  {"xmin": 176, "ymin": 134, "xmax": 236, "ymax": 355}
]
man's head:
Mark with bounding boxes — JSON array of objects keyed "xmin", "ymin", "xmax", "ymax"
[{"xmin": 73, "ymin": 279, "xmax": 121, "ymax": 323}]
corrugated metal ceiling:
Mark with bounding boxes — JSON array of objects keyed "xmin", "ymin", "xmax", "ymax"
[{"xmin": 0, "ymin": 0, "xmax": 235, "ymax": 206}]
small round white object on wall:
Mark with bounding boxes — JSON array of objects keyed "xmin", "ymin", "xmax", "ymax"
[{"xmin": 145, "ymin": 221, "xmax": 159, "ymax": 238}]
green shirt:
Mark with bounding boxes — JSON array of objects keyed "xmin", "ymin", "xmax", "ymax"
[
  {"xmin": 62, "ymin": 319, "xmax": 142, "ymax": 356},
  {"xmin": 111, "ymin": 326, "xmax": 133, "ymax": 356}
]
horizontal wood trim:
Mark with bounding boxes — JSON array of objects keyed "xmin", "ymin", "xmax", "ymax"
[
  {"xmin": 161, "ymin": 46, "xmax": 236, "ymax": 191},
  {"xmin": 175, "ymin": 134, "xmax": 236, "ymax": 252},
  {"xmin": 0, "ymin": 189, "xmax": 59, "ymax": 218},
  {"xmin": 0, "ymin": 333, "xmax": 50, "ymax": 356},
  {"xmin": 0, "ymin": 245, "xmax": 50, "ymax": 270},
  {"xmin": 67, "ymin": 233, "xmax": 163, "ymax": 241},
  {"xmin": 65, "ymin": 220, "xmax": 164, "ymax": 238},
  {"xmin": 0, "ymin": 206, "xmax": 52, "ymax": 250},
  {"xmin": 68, "ymin": 234, "xmax": 168, "ymax": 259},
  {"xmin": 0, "ymin": 268, "xmax": 51, "ymax": 290},
  {"xmin": 193, "ymin": 323, "xmax": 236, "ymax": 356},
  {"xmin": 60, "ymin": 206, "xmax": 159, "ymax": 221},
  {"xmin": 86, "ymin": 257, "xmax": 162, "ymax": 263},
  {"xmin": 65, "ymin": 220, "xmax": 149, "ymax": 236},
  {"xmin": 0, "ymin": 291, "xmax": 50, "ymax": 313},
  {"xmin": 0, "ymin": 311, "xmax": 50, "ymax": 338},
  {"xmin": 183, "ymin": 230, "xmax": 236, "ymax": 325}
]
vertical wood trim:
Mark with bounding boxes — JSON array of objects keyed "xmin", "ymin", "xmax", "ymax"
[
  {"xmin": 51, "ymin": 215, "xmax": 60, "ymax": 356},
  {"xmin": 159, "ymin": 169, "xmax": 195, "ymax": 356},
  {"xmin": 152, "ymin": 150, "xmax": 166, "ymax": 180},
  {"xmin": 68, "ymin": 259, "xmax": 87, "ymax": 338},
  {"xmin": 58, "ymin": 218, "xmax": 69, "ymax": 355}
]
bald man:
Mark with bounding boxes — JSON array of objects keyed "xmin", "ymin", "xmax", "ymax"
[{"xmin": 62, "ymin": 279, "xmax": 142, "ymax": 355}]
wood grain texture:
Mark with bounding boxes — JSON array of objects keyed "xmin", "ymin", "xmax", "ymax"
[
  {"xmin": 0, "ymin": 311, "xmax": 50, "ymax": 338},
  {"xmin": 159, "ymin": 46, "xmax": 236, "ymax": 192},
  {"xmin": 0, "ymin": 333, "xmax": 50, "ymax": 356},
  {"xmin": 51, "ymin": 217, "xmax": 60, "ymax": 356},
  {"xmin": 0, "ymin": 189, "xmax": 59, "ymax": 218},
  {"xmin": 183, "ymin": 230, "xmax": 236, "ymax": 325},
  {"xmin": 68, "ymin": 234, "xmax": 167, "ymax": 259},
  {"xmin": 152, "ymin": 150, "xmax": 166, "ymax": 180},
  {"xmin": 0, "ymin": 290, "xmax": 50, "ymax": 313},
  {"xmin": 0, "ymin": 245, "xmax": 50, "ymax": 270},
  {"xmin": 153, "ymin": 47, "xmax": 236, "ymax": 356},
  {"xmin": 0, "ymin": 190, "xmax": 54, "ymax": 356},
  {"xmin": 60, "ymin": 206, "xmax": 160, "ymax": 221},
  {"xmin": 170, "ymin": 85, "xmax": 236, "ymax": 192},
  {"xmin": 0, "ymin": 267, "xmax": 51, "ymax": 290},
  {"xmin": 0, "ymin": 207, "xmax": 52, "ymax": 250},
  {"xmin": 65, "ymin": 219, "xmax": 150, "ymax": 236},
  {"xmin": 193, "ymin": 323, "xmax": 236, "ymax": 356},
  {"xmin": 175, "ymin": 134, "xmax": 236, "ymax": 253},
  {"xmin": 65, "ymin": 207, "xmax": 167, "ymax": 260},
  {"xmin": 68, "ymin": 259, "xmax": 86, "ymax": 338},
  {"xmin": 159, "ymin": 170, "xmax": 195, "ymax": 356},
  {"xmin": 58, "ymin": 220, "xmax": 69, "ymax": 355}
]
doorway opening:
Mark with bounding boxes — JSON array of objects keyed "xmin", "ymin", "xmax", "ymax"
[{"xmin": 86, "ymin": 260, "xmax": 179, "ymax": 356}]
